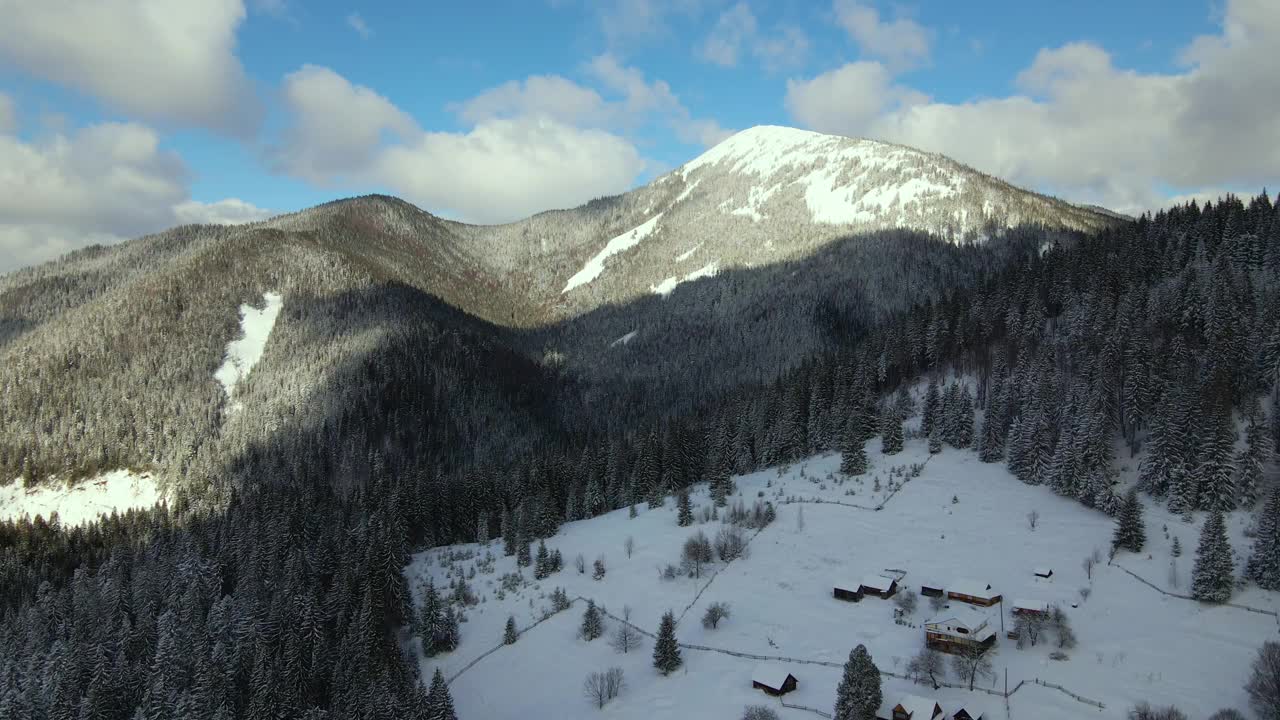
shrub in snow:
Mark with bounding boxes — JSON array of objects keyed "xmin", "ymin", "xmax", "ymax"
[
  {"xmin": 742, "ymin": 705, "xmax": 780, "ymax": 720},
  {"xmin": 593, "ymin": 556, "xmax": 607, "ymax": 581},
  {"xmin": 583, "ymin": 667, "xmax": 625, "ymax": 709},
  {"xmin": 714, "ymin": 525, "xmax": 749, "ymax": 562},
  {"xmin": 1049, "ymin": 650, "xmax": 1068, "ymax": 661},
  {"xmin": 702, "ymin": 601, "xmax": 730, "ymax": 629},
  {"xmin": 893, "ymin": 588, "xmax": 917, "ymax": 616},
  {"xmin": 1127, "ymin": 702, "xmax": 1187, "ymax": 720}
]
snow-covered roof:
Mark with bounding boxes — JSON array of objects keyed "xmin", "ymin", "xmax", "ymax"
[
  {"xmin": 898, "ymin": 694, "xmax": 942, "ymax": 719},
  {"xmin": 1013, "ymin": 598, "xmax": 1048, "ymax": 613},
  {"xmin": 860, "ymin": 573, "xmax": 895, "ymax": 592},
  {"xmin": 949, "ymin": 578, "xmax": 997, "ymax": 599},
  {"xmin": 751, "ymin": 663, "xmax": 795, "ymax": 690},
  {"xmin": 1034, "ymin": 567, "xmax": 1053, "ymax": 576},
  {"xmin": 927, "ymin": 604, "xmax": 993, "ymax": 632}
]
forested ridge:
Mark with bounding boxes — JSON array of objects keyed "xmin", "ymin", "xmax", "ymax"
[{"xmin": 2, "ymin": 191, "xmax": 1278, "ymax": 717}]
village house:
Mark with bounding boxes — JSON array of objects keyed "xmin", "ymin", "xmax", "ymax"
[
  {"xmin": 877, "ymin": 694, "xmax": 943, "ymax": 720},
  {"xmin": 1011, "ymin": 598, "xmax": 1048, "ymax": 616},
  {"xmin": 859, "ymin": 573, "xmax": 899, "ymax": 599},
  {"xmin": 1034, "ymin": 567, "xmax": 1054, "ymax": 579},
  {"xmin": 947, "ymin": 579, "xmax": 1002, "ymax": 606},
  {"xmin": 833, "ymin": 580, "xmax": 864, "ymax": 602},
  {"xmin": 920, "ymin": 581, "xmax": 945, "ymax": 598},
  {"xmin": 925, "ymin": 604, "xmax": 997, "ymax": 653},
  {"xmin": 952, "ymin": 705, "xmax": 987, "ymax": 720},
  {"xmin": 750, "ymin": 664, "xmax": 797, "ymax": 696}
]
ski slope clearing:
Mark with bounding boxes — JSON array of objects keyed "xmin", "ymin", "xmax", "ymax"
[
  {"xmin": 407, "ymin": 436, "xmax": 1275, "ymax": 720},
  {"xmin": 214, "ymin": 291, "xmax": 283, "ymax": 402},
  {"xmin": 563, "ymin": 214, "xmax": 664, "ymax": 293},
  {"xmin": 0, "ymin": 470, "xmax": 161, "ymax": 526}
]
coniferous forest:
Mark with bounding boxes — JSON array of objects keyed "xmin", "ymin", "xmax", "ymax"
[{"xmin": 2, "ymin": 192, "xmax": 1280, "ymax": 717}]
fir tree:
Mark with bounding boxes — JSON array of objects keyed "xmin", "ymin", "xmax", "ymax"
[
  {"xmin": 534, "ymin": 540, "xmax": 551, "ymax": 580},
  {"xmin": 418, "ymin": 580, "xmax": 443, "ymax": 657},
  {"xmin": 1198, "ymin": 402, "xmax": 1238, "ymax": 513},
  {"xmin": 840, "ymin": 430, "xmax": 869, "ymax": 475},
  {"xmin": 1238, "ymin": 406, "xmax": 1270, "ymax": 508},
  {"xmin": 1192, "ymin": 511, "xmax": 1236, "ymax": 602},
  {"xmin": 880, "ymin": 410, "xmax": 904, "ymax": 455},
  {"xmin": 677, "ymin": 488, "xmax": 694, "ymax": 527},
  {"xmin": 833, "ymin": 644, "xmax": 881, "ymax": 720},
  {"xmin": 1112, "ymin": 489, "xmax": 1147, "ymax": 554},
  {"xmin": 517, "ymin": 538, "xmax": 532, "ymax": 568},
  {"xmin": 425, "ymin": 668, "xmax": 458, "ymax": 720},
  {"xmin": 928, "ymin": 429, "xmax": 942, "ymax": 455},
  {"xmin": 503, "ymin": 616, "xmax": 519, "ymax": 644},
  {"xmin": 977, "ymin": 410, "xmax": 1005, "ymax": 462},
  {"xmin": 921, "ymin": 377, "xmax": 941, "ymax": 438},
  {"xmin": 580, "ymin": 600, "xmax": 604, "ymax": 641},
  {"xmin": 1248, "ymin": 488, "xmax": 1280, "ymax": 590},
  {"xmin": 652, "ymin": 610, "xmax": 682, "ymax": 675},
  {"xmin": 551, "ymin": 548, "xmax": 564, "ymax": 573}
]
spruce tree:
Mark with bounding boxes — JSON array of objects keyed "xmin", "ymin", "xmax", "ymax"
[
  {"xmin": 1248, "ymin": 487, "xmax": 1280, "ymax": 590},
  {"xmin": 1198, "ymin": 403, "xmax": 1238, "ymax": 513},
  {"xmin": 581, "ymin": 600, "xmax": 603, "ymax": 641},
  {"xmin": 841, "ymin": 430, "xmax": 869, "ymax": 475},
  {"xmin": 921, "ymin": 377, "xmax": 940, "ymax": 438},
  {"xmin": 517, "ymin": 538, "xmax": 532, "ymax": 568},
  {"xmin": 1192, "ymin": 511, "xmax": 1235, "ymax": 602},
  {"xmin": 833, "ymin": 644, "xmax": 881, "ymax": 720},
  {"xmin": 652, "ymin": 610, "xmax": 682, "ymax": 675},
  {"xmin": 1238, "ymin": 407, "xmax": 1269, "ymax": 508},
  {"xmin": 437, "ymin": 606, "xmax": 460, "ymax": 653},
  {"xmin": 880, "ymin": 410, "xmax": 904, "ymax": 455},
  {"xmin": 419, "ymin": 580, "xmax": 442, "ymax": 657},
  {"xmin": 928, "ymin": 429, "xmax": 942, "ymax": 454},
  {"xmin": 425, "ymin": 668, "xmax": 458, "ymax": 720},
  {"xmin": 1111, "ymin": 489, "xmax": 1147, "ymax": 554},
  {"xmin": 503, "ymin": 615, "xmax": 519, "ymax": 645},
  {"xmin": 677, "ymin": 488, "xmax": 694, "ymax": 527},
  {"xmin": 534, "ymin": 540, "xmax": 550, "ymax": 580},
  {"xmin": 977, "ymin": 411, "xmax": 1005, "ymax": 462}
]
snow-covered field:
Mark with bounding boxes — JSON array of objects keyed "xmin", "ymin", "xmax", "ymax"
[
  {"xmin": 407, "ymin": 436, "xmax": 1276, "ymax": 720},
  {"xmin": 214, "ymin": 291, "xmax": 283, "ymax": 404},
  {"xmin": 0, "ymin": 469, "xmax": 162, "ymax": 526}
]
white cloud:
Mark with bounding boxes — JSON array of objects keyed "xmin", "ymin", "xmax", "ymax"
[
  {"xmin": 698, "ymin": 3, "xmax": 809, "ymax": 71},
  {"xmin": 272, "ymin": 65, "xmax": 648, "ymax": 224},
  {"xmin": 346, "ymin": 12, "xmax": 372, "ymax": 39},
  {"xmin": 587, "ymin": 53, "xmax": 733, "ymax": 144},
  {"xmin": 594, "ymin": 0, "xmax": 714, "ymax": 48},
  {"xmin": 174, "ymin": 198, "xmax": 274, "ymax": 225},
  {"xmin": 0, "ymin": 0, "xmax": 261, "ymax": 136},
  {"xmin": 0, "ymin": 93, "xmax": 15, "ymax": 134},
  {"xmin": 700, "ymin": 3, "xmax": 757, "ymax": 67},
  {"xmin": 833, "ymin": 0, "xmax": 931, "ymax": 70},
  {"xmin": 0, "ymin": 101, "xmax": 269, "ymax": 274},
  {"xmin": 451, "ymin": 75, "xmax": 610, "ymax": 127},
  {"xmin": 787, "ymin": 0, "xmax": 1280, "ymax": 213}
]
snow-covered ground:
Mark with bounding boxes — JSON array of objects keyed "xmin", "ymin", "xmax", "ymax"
[
  {"xmin": 0, "ymin": 469, "xmax": 162, "ymax": 526},
  {"xmin": 407, "ymin": 435, "xmax": 1276, "ymax": 720},
  {"xmin": 214, "ymin": 291, "xmax": 283, "ymax": 404},
  {"xmin": 563, "ymin": 214, "xmax": 664, "ymax": 293}
]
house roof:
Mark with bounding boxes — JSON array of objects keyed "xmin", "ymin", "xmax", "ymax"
[
  {"xmin": 1013, "ymin": 598, "xmax": 1048, "ymax": 613},
  {"xmin": 751, "ymin": 663, "xmax": 794, "ymax": 690},
  {"xmin": 898, "ymin": 694, "xmax": 942, "ymax": 719},
  {"xmin": 860, "ymin": 573, "xmax": 895, "ymax": 592},
  {"xmin": 926, "ymin": 604, "xmax": 993, "ymax": 632},
  {"xmin": 952, "ymin": 705, "xmax": 987, "ymax": 719},
  {"xmin": 1034, "ymin": 567, "xmax": 1053, "ymax": 576},
  {"xmin": 949, "ymin": 578, "xmax": 998, "ymax": 599}
]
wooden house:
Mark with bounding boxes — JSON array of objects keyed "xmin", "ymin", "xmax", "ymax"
[
  {"xmin": 751, "ymin": 664, "xmax": 798, "ymax": 696},
  {"xmin": 859, "ymin": 573, "xmax": 899, "ymax": 599},
  {"xmin": 947, "ymin": 579, "xmax": 1001, "ymax": 606},
  {"xmin": 877, "ymin": 694, "xmax": 943, "ymax": 720},
  {"xmin": 1034, "ymin": 567, "xmax": 1054, "ymax": 579},
  {"xmin": 920, "ymin": 582, "xmax": 945, "ymax": 598},
  {"xmin": 952, "ymin": 706, "xmax": 986, "ymax": 720},
  {"xmin": 1011, "ymin": 598, "xmax": 1048, "ymax": 616},
  {"xmin": 834, "ymin": 581, "xmax": 864, "ymax": 602},
  {"xmin": 925, "ymin": 605, "xmax": 997, "ymax": 654}
]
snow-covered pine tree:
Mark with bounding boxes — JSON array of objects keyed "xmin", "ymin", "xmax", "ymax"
[
  {"xmin": 1139, "ymin": 384, "xmax": 1191, "ymax": 497},
  {"xmin": 652, "ymin": 611, "xmax": 682, "ymax": 675},
  {"xmin": 437, "ymin": 605, "xmax": 460, "ymax": 653},
  {"xmin": 840, "ymin": 426, "xmax": 869, "ymax": 475},
  {"xmin": 977, "ymin": 401, "xmax": 1005, "ymax": 462},
  {"xmin": 880, "ymin": 410, "xmax": 904, "ymax": 455},
  {"xmin": 928, "ymin": 429, "xmax": 942, "ymax": 455},
  {"xmin": 504, "ymin": 615, "xmax": 519, "ymax": 644},
  {"xmin": 581, "ymin": 600, "xmax": 603, "ymax": 641},
  {"xmin": 894, "ymin": 384, "xmax": 915, "ymax": 419},
  {"xmin": 1192, "ymin": 511, "xmax": 1235, "ymax": 602},
  {"xmin": 1237, "ymin": 404, "xmax": 1269, "ymax": 508},
  {"xmin": 1248, "ymin": 487, "xmax": 1280, "ymax": 590},
  {"xmin": 832, "ymin": 644, "xmax": 881, "ymax": 720},
  {"xmin": 921, "ymin": 377, "xmax": 941, "ymax": 438},
  {"xmin": 425, "ymin": 668, "xmax": 458, "ymax": 720},
  {"xmin": 501, "ymin": 508, "xmax": 515, "ymax": 556},
  {"xmin": 677, "ymin": 488, "xmax": 694, "ymax": 526},
  {"xmin": 1198, "ymin": 400, "xmax": 1238, "ymax": 513},
  {"xmin": 954, "ymin": 383, "xmax": 975, "ymax": 448},
  {"xmin": 517, "ymin": 538, "xmax": 532, "ymax": 567},
  {"xmin": 419, "ymin": 580, "xmax": 443, "ymax": 656},
  {"xmin": 534, "ymin": 540, "xmax": 551, "ymax": 579},
  {"xmin": 1111, "ymin": 489, "xmax": 1146, "ymax": 554}
]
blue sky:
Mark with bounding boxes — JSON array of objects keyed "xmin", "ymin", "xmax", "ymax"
[{"xmin": 0, "ymin": 0, "xmax": 1276, "ymax": 271}]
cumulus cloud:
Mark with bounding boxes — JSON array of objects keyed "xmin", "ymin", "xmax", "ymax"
[
  {"xmin": 833, "ymin": 0, "xmax": 931, "ymax": 70},
  {"xmin": 592, "ymin": 0, "xmax": 715, "ymax": 48},
  {"xmin": 0, "ymin": 0, "xmax": 261, "ymax": 137},
  {"xmin": 0, "ymin": 103, "xmax": 270, "ymax": 274},
  {"xmin": 346, "ymin": 12, "xmax": 372, "ymax": 39},
  {"xmin": 786, "ymin": 0, "xmax": 1280, "ymax": 213},
  {"xmin": 451, "ymin": 76, "xmax": 611, "ymax": 127},
  {"xmin": 587, "ymin": 53, "xmax": 733, "ymax": 144},
  {"xmin": 173, "ymin": 198, "xmax": 274, "ymax": 226},
  {"xmin": 699, "ymin": 3, "xmax": 809, "ymax": 71},
  {"xmin": 271, "ymin": 65, "xmax": 648, "ymax": 224}
]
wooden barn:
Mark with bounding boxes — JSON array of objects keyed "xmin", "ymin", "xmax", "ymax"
[
  {"xmin": 1034, "ymin": 567, "xmax": 1054, "ymax": 579},
  {"xmin": 920, "ymin": 582, "xmax": 945, "ymax": 598},
  {"xmin": 833, "ymin": 581, "xmax": 864, "ymax": 602},
  {"xmin": 947, "ymin": 579, "xmax": 1002, "ymax": 607},
  {"xmin": 751, "ymin": 664, "xmax": 798, "ymax": 696},
  {"xmin": 952, "ymin": 705, "xmax": 987, "ymax": 720},
  {"xmin": 925, "ymin": 605, "xmax": 997, "ymax": 654},
  {"xmin": 876, "ymin": 694, "xmax": 943, "ymax": 720},
  {"xmin": 1011, "ymin": 598, "xmax": 1048, "ymax": 616},
  {"xmin": 859, "ymin": 573, "xmax": 899, "ymax": 599}
]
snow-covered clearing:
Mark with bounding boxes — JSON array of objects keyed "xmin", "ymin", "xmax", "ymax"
[
  {"xmin": 611, "ymin": 330, "xmax": 639, "ymax": 347},
  {"xmin": 563, "ymin": 214, "xmax": 664, "ymax": 293},
  {"xmin": 650, "ymin": 262, "xmax": 720, "ymax": 297},
  {"xmin": 675, "ymin": 245, "xmax": 701, "ymax": 262},
  {"xmin": 0, "ymin": 470, "xmax": 162, "ymax": 526},
  {"xmin": 407, "ymin": 434, "xmax": 1275, "ymax": 720},
  {"xmin": 214, "ymin": 291, "xmax": 283, "ymax": 402}
]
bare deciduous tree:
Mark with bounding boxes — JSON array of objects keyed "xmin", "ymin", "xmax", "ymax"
[
  {"xmin": 1027, "ymin": 510, "xmax": 1039, "ymax": 530},
  {"xmin": 611, "ymin": 606, "xmax": 642, "ymax": 654},
  {"xmin": 702, "ymin": 601, "xmax": 730, "ymax": 629},
  {"xmin": 624, "ymin": 536, "xmax": 634, "ymax": 559},
  {"xmin": 906, "ymin": 647, "xmax": 945, "ymax": 689},
  {"xmin": 583, "ymin": 667, "xmax": 626, "ymax": 709},
  {"xmin": 894, "ymin": 588, "xmax": 918, "ymax": 616},
  {"xmin": 1127, "ymin": 702, "xmax": 1187, "ymax": 720},
  {"xmin": 742, "ymin": 706, "xmax": 780, "ymax": 720},
  {"xmin": 1246, "ymin": 641, "xmax": 1280, "ymax": 720},
  {"xmin": 951, "ymin": 644, "xmax": 993, "ymax": 691}
]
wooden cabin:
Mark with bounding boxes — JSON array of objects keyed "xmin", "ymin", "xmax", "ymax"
[
  {"xmin": 925, "ymin": 605, "xmax": 997, "ymax": 654},
  {"xmin": 877, "ymin": 695, "xmax": 943, "ymax": 720},
  {"xmin": 834, "ymin": 581, "xmax": 864, "ymax": 602},
  {"xmin": 947, "ymin": 579, "xmax": 1002, "ymax": 607},
  {"xmin": 1034, "ymin": 567, "xmax": 1054, "ymax": 579},
  {"xmin": 859, "ymin": 573, "xmax": 899, "ymax": 599},
  {"xmin": 920, "ymin": 582, "xmax": 945, "ymax": 598},
  {"xmin": 952, "ymin": 706, "xmax": 986, "ymax": 720},
  {"xmin": 1011, "ymin": 598, "xmax": 1048, "ymax": 616},
  {"xmin": 751, "ymin": 664, "xmax": 798, "ymax": 696}
]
